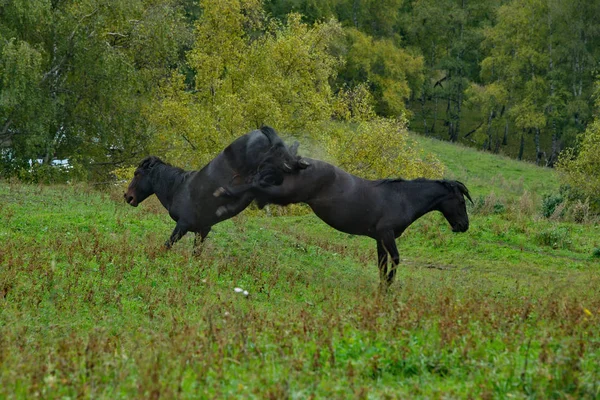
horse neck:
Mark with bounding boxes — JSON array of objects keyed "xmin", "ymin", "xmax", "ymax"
[
  {"xmin": 400, "ymin": 180, "xmax": 449, "ymax": 219},
  {"xmin": 150, "ymin": 164, "xmax": 188, "ymax": 209}
]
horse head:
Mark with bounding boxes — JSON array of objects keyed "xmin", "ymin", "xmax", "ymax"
[
  {"xmin": 438, "ymin": 180, "xmax": 472, "ymax": 233},
  {"xmin": 124, "ymin": 156, "xmax": 163, "ymax": 207}
]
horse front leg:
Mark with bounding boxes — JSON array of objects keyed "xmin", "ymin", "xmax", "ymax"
[
  {"xmin": 213, "ymin": 182, "xmax": 254, "ymax": 199},
  {"xmin": 380, "ymin": 231, "xmax": 400, "ymax": 287},
  {"xmin": 165, "ymin": 223, "xmax": 188, "ymax": 249}
]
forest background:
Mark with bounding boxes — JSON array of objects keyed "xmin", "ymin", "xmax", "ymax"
[{"xmin": 1, "ymin": 0, "xmax": 599, "ymax": 207}]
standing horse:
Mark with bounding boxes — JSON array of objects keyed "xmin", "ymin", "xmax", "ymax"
[
  {"xmin": 124, "ymin": 126, "xmax": 307, "ymax": 251},
  {"xmin": 215, "ymin": 158, "xmax": 472, "ymax": 287}
]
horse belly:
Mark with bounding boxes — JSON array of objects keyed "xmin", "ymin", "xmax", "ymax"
[{"xmin": 310, "ymin": 202, "xmax": 378, "ymax": 237}]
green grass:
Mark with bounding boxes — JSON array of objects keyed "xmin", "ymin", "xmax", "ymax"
[
  {"xmin": 1, "ymin": 141, "xmax": 599, "ymax": 398},
  {"xmin": 411, "ymin": 133, "xmax": 560, "ymax": 201}
]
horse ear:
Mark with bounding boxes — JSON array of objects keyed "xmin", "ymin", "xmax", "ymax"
[
  {"xmin": 139, "ymin": 156, "xmax": 162, "ymax": 170},
  {"xmin": 455, "ymin": 181, "xmax": 473, "ymax": 204},
  {"xmin": 289, "ymin": 141, "xmax": 300, "ymax": 156}
]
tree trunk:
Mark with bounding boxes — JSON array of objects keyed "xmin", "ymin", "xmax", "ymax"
[
  {"xmin": 486, "ymin": 110, "xmax": 493, "ymax": 151},
  {"xmin": 534, "ymin": 127, "xmax": 543, "ymax": 165},
  {"xmin": 420, "ymin": 91, "xmax": 429, "ymax": 135},
  {"xmin": 432, "ymin": 95, "xmax": 438, "ymax": 135},
  {"xmin": 518, "ymin": 130, "xmax": 525, "ymax": 161}
]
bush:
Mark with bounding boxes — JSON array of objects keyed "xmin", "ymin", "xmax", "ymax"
[
  {"xmin": 323, "ymin": 117, "xmax": 445, "ymax": 180},
  {"xmin": 535, "ymin": 227, "xmax": 572, "ymax": 250},
  {"xmin": 472, "ymin": 193, "xmax": 506, "ymax": 215},
  {"xmin": 542, "ymin": 193, "xmax": 565, "ymax": 219},
  {"xmin": 556, "ymin": 84, "xmax": 600, "ymax": 214}
]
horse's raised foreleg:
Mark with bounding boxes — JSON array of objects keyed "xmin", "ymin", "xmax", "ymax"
[
  {"xmin": 165, "ymin": 223, "xmax": 188, "ymax": 249},
  {"xmin": 213, "ymin": 183, "xmax": 254, "ymax": 199},
  {"xmin": 215, "ymin": 191, "xmax": 254, "ymax": 218},
  {"xmin": 380, "ymin": 231, "xmax": 400, "ymax": 287}
]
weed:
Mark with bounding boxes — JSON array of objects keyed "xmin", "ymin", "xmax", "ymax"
[
  {"xmin": 534, "ymin": 226, "xmax": 572, "ymax": 249},
  {"xmin": 542, "ymin": 193, "xmax": 565, "ymax": 218},
  {"xmin": 473, "ymin": 193, "xmax": 506, "ymax": 215}
]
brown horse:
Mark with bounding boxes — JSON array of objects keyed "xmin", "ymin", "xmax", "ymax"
[
  {"xmin": 215, "ymin": 158, "xmax": 472, "ymax": 287},
  {"xmin": 124, "ymin": 126, "xmax": 307, "ymax": 251}
]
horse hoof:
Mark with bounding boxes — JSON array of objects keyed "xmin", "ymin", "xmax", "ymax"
[
  {"xmin": 213, "ymin": 187, "xmax": 226, "ymax": 197},
  {"xmin": 216, "ymin": 206, "xmax": 228, "ymax": 217},
  {"xmin": 283, "ymin": 162, "xmax": 292, "ymax": 172},
  {"xmin": 298, "ymin": 159, "xmax": 310, "ymax": 168}
]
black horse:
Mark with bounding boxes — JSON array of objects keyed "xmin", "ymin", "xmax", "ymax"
[
  {"xmin": 124, "ymin": 126, "xmax": 307, "ymax": 251},
  {"xmin": 215, "ymin": 158, "xmax": 472, "ymax": 287}
]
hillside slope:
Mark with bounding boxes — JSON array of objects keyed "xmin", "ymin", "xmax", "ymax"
[
  {"xmin": 0, "ymin": 141, "xmax": 598, "ymax": 398},
  {"xmin": 412, "ymin": 133, "xmax": 560, "ymax": 200}
]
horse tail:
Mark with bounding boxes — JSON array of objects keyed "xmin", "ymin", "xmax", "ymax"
[{"xmin": 259, "ymin": 125, "xmax": 280, "ymax": 145}]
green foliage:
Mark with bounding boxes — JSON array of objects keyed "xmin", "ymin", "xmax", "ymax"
[
  {"xmin": 478, "ymin": 0, "xmax": 600, "ymax": 163},
  {"xmin": 338, "ymin": 28, "xmax": 424, "ymax": 117},
  {"xmin": 0, "ymin": 0, "xmax": 191, "ymax": 180},
  {"xmin": 324, "ymin": 117, "xmax": 444, "ymax": 180},
  {"xmin": 472, "ymin": 194, "xmax": 506, "ymax": 215},
  {"xmin": 535, "ymin": 226, "xmax": 572, "ymax": 250},
  {"xmin": 557, "ymin": 88, "xmax": 600, "ymax": 213},
  {"xmin": 542, "ymin": 193, "xmax": 565, "ymax": 218},
  {"xmin": 150, "ymin": 3, "xmax": 344, "ymax": 167}
]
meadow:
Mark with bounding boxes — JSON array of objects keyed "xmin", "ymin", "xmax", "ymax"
[{"xmin": 1, "ymin": 139, "xmax": 599, "ymax": 399}]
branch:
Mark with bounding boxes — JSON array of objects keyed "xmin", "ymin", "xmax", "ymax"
[
  {"xmin": 433, "ymin": 76, "xmax": 448, "ymax": 89},
  {"xmin": 41, "ymin": 9, "xmax": 98, "ymax": 84},
  {"xmin": 181, "ymin": 133, "xmax": 197, "ymax": 150},
  {"xmin": 464, "ymin": 121, "xmax": 484, "ymax": 138},
  {"xmin": 0, "ymin": 117, "xmax": 14, "ymax": 139}
]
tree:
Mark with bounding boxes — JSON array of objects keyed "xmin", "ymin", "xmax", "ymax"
[
  {"xmin": 338, "ymin": 28, "xmax": 423, "ymax": 117},
  {"xmin": 400, "ymin": 0, "xmax": 500, "ymax": 142},
  {"xmin": 557, "ymin": 81, "xmax": 600, "ymax": 212},
  {"xmin": 479, "ymin": 0, "xmax": 600, "ymax": 164},
  {"xmin": 0, "ymin": 0, "xmax": 191, "ymax": 179},
  {"xmin": 149, "ymin": 1, "xmax": 344, "ymax": 167}
]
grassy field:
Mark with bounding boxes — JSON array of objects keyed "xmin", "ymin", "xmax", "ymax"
[{"xmin": 1, "ymin": 139, "xmax": 599, "ymax": 398}]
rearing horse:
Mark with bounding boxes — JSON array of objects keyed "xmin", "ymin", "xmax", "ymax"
[{"xmin": 215, "ymin": 158, "xmax": 472, "ymax": 287}]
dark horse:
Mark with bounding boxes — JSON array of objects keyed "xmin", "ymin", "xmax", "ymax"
[
  {"xmin": 215, "ymin": 158, "xmax": 472, "ymax": 287},
  {"xmin": 124, "ymin": 126, "xmax": 307, "ymax": 251}
]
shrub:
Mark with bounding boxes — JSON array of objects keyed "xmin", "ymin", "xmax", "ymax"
[
  {"xmin": 556, "ymin": 83, "xmax": 600, "ymax": 214},
  {"xmin": 542, "ymin": 193, "xmax": 565, "ymax": 219},
  {"xmin": 472, "ymin": 193, "xmax": 506, "ymax": 215},
  {"xmin": 323, "ymin": 116, "xmax": 445, "ymax": 180},
  {"xmin": 535, "ymin": 226, "xmax": 572, "ymax": 250}
]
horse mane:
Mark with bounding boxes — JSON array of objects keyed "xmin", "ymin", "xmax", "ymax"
[
  {"xmin": 138, "ymin": 156, "xmax": 185, "ymax": 174},
  {"xmin": 376, "ymin": 178, "xmax": 473, "ymax": 203},
  {"xmin": 376, "ymin": 177, "xmax": 431, "ymax": 186}
]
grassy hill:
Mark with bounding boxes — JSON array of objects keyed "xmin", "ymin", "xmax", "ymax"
[{"xmin": 1, "ymin": 141, "xmax": 599, "ymax": 398}]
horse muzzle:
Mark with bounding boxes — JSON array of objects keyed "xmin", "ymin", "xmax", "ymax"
[
  {"xmin": 124, "ymin": 193, "xmax": 138, "ymax": 207},
  {"xmin": 452, "ymin": 222, "xmax": 469, "ymax": 233}
]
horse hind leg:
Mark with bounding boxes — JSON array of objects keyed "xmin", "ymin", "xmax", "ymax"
[
  {"xmin": 376, "ymin": 240, "xmax": 389, "ymax": 288},
  {"xmin": 380, "ymin": 232, "xmax": 400, "ymax": 287}
]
